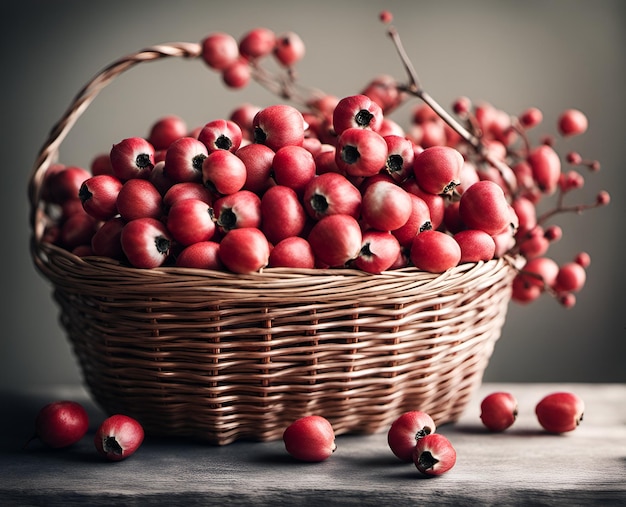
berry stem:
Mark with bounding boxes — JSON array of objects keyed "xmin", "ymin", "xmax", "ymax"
[{"xmin": 386, "ymin": 24, "xmax": 517, "ymax": 193}]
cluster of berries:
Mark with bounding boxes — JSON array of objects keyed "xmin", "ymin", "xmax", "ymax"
[{"xmin": 38, "ymin": 12, "xmax": 609, "ymax": 309}]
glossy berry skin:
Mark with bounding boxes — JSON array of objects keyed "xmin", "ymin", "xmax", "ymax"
[
  {"xmin": 387, "ymin": 410, "xmax": 436, "ymax": 462},
  {"xmin": 454, "ymin": 229, "xmax": 496, "ymax": 264},
  {"xmin": 163, "ymin": 136, "xmax": 208, "ymax": 184},
  {"xmin": 201, "ymin": 32, "xmax": 240, "ymax": 70},
  {"xmin": 413, "ymin": 433, "xmax": 457, "ymax": 476},
  {"xmin": 94, "ymin": 414, "xmax": 144, "ymax": 461},
  {"xmin": 202, "ymin": 149, "xmax": 247, "ymax": 195},
  {"xmin": 33, "ymin": 401, "xmax": 89, "ymax": 449},
  {"xmin": 197, "ymin": 119, "xmax": 243, "ymax": 153},
  {"xmin": 410, "ymin": 230, "xmax": 461, "ymax": 273},
  {"xmin": 218, "ymin": 227, "xmax": 270, "ymax": 274},
  {"xmin": 458, "ymin": 180, "xmax": 511, "ymax": 236},
  {"xmin": 361, "ymin": 179, "xmax": 412, "ymax": 232},
  {"xmin": 148, "ymin": 115, "xmax": 187, "ymax": 151},
  {"xmin": 355, "ymin": 231, "xmax": 401, "ymax": 274},
  {"xmin": 110, "ymin": 137, "xmax": 155, "ymax": 181},
  {"xmin": 535, "ymin": 392, "xmax": 585, "ymax": 434},
  {"xmin": 269, "ymin": 237, "xmax": 315, "ymax": 269},
  {"xmin": 332, "ymin": 94, "xmax": 384, "ymax": 135},
  {"xmin": 283, "ymin": 415, "xmax": 336, "ymax": 462},
  {"xmin": 166, "ymin": 198, "xmax": 216, "ymax": 246},
  {"xmin": 175, "ymin": 241, "xmax": 223, "ymax": 270},
  {"xmin": 480, "ymin": 392, "xmax": 518, "ymax": 432},
  {"xmin": 308, "ymin": 214, "xmax": 362, "ymax": 268},
  {"xmin": 79, "ymin": 174, "xmax": 123, "ymax": 221},
  {"xmin": 302, "ymin": 172, "xmax": 362, "ymax": 221},
  {"xmin": 116, "ymin": 179, "xmax": 163, "ymax": 222},
  {"xmin": 120, "ymin": 218, "xmax": 171, "ymax": 269},
  {"xmin": 335, "ymin": 127, "xmax": 388, "ymax": 177},
  {"xmin": 412, "ymin": 145, "xmax": 463, "ymax": 196},
  {"xmin": 213, "ymin": 190, "xmax": 262, "ymax": 232},
  {"xmin": 253, "ymin": 104, "xmax": 306, "ymax": 151},
  {"xmin": 260, "ymin": 185, "xmax": 307, "ymax": 244}
]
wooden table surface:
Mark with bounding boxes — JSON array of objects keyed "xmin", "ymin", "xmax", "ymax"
[{"xmin": 2, "ymin": 383, "xmax": 624, "ymax": 506}]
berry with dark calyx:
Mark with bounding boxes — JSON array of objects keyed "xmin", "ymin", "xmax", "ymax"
[
  {"xmin": 384, "ymin": 134, "xmax": 415, "ymax": 182},
  {"xmin": 332, "ymin": 94, "xmax": 384, "ymax": 135},
  {"xmin": 213, "ymin": 190, "xmax": 262, "ymax": 233},
  {"xmin": 110, "ymin": 137, "xmax": 155, "ymax": 181},
  {"xmin": 94, "ymin": 414, "xmax": 144, "ymax": 461},
  {"xmin": 197, "ymin": 119, "xmax": 243, "ymax": 154},
  {"xmin": 303, "ymin": 172, "xmax": 362, "ymax": 221},
  {"xmin": 253, "ymin": 104, "xmax": 306, "ymax": 151},
  {"xmin": 335, "ymin": 127, "xmax": 388, "ymax": 177},
  {"xmin": 354, "ymin": 230, "xmax": 401, "ymax": 274},
  {"xmin": 387, "ymin": 410, "xmax": 436, "ymax": 462},
  {"xmin": 121, "ymin": 218, "xmax": 171, "ymax": 269},
  {"xmin": 413, "ymin": 433, "xmax": 457, "ymax": 476},
  {"xmin": 412, "ymin": 145, "xmax": 463, "ymax": 196},
  {"xmin": 163, "ymin": 136, "xmax": 208, "ymax": 184},
  {"xmin": 79, "ymin": 174, "xmax": 123, "ymax": 221},
  {"xmin": 273, "ymin": 31, "xmax": 306, "ymax": 67}
]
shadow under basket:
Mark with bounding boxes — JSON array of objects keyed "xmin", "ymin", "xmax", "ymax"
[{"xmin": 32, "ymin": 240, "xmax": 515, "ymax": 445}]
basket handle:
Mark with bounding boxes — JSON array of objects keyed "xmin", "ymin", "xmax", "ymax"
[{"xmin": 28, "ymin": 41, "xmax": 202, "ymax": 241}]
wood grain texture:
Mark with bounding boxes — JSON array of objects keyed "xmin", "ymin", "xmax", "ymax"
[{"xmin": 2, "ymin": 383, "xmax": 625, "ymax": 506}]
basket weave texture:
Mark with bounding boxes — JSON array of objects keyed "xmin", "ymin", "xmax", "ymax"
[{"xmin": 29, "ymin": 41, "xmax": 516, "ymax": 445}]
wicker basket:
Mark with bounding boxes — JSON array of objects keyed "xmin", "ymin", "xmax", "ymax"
[{"xmin": 28, "ymin": 40, "xmax": 517, "ymax": 445}]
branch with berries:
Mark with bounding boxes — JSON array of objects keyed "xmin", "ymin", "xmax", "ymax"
[{"xmin": 36, "ymin": 10, "xmax": 610, "ymax": 309}]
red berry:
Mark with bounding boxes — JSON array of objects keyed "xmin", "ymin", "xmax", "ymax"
[
  {"xmin": 94, "ymin": 414, "xmax": 144, "ymax": 461},
  {"xmin": 110, "ymin": 137, "xmax": 155, "ymax": 181},
  {"xmin": 558, "ymin": 109, "xmax": 588, "ymax": 137},
  {"xmin": 201, "ymin": 32, "xmax": 240, "ymax": 70},
  {"xmin": 283, "ymin": 415, "xmax": 336, "ymax": 462},
  {"xmin": 413, "ymin": 433, "xmax": 457, "ymax": 476},
  {"xmin": 239, "ymin": 27, "xmax": 276, "ymax": 60},
  {"xmin": 535, "ymin": 392, "xmax": 584, "ymax": 433},
  {"xmin": 387, "ymin": 410, "xmax": 436, "ymax": 462},
  {"xmin": 480, "ymin": 392, "xmax": 518, "ymax": 432},
  {"xmin": 273, "ymin": 32, "xmax": 305, "ymax": 67},
  {"xmin": 410, "ymin": 230, "xmax": 461, "ymax": 273},
  {"xmin": 30, "ymin": 400, "xmax": 89, "ymax": 449}
]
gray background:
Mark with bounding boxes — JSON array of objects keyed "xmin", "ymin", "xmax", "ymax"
[{"xmin": 2, "ymin": 0, "xmax": 624, "ymax": 392}]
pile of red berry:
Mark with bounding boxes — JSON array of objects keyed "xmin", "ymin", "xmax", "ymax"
[{"xmin": 38, "ymin": 11, "xmax": 609, "ymax": 308}]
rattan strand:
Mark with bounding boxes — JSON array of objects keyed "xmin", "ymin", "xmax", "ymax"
[{"xmin": 28, "ymin": 40, "xmax": 518, "ymax": 444}]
